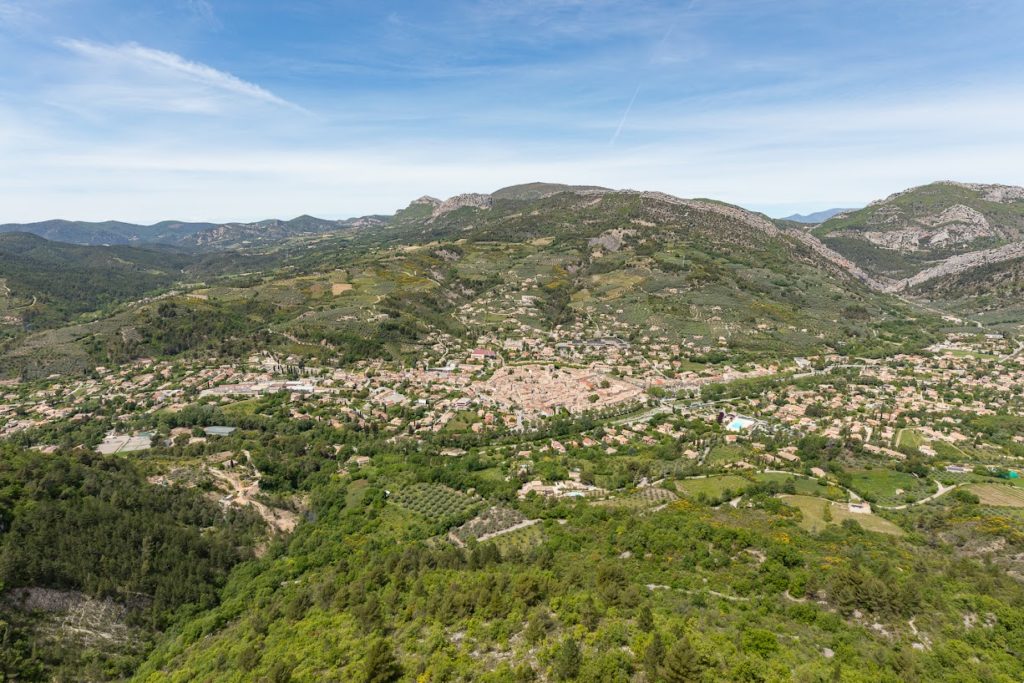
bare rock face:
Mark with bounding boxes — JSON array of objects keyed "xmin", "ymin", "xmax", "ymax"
[
  {"xmin": 892, "ymin": 242, "xmax": 1024, "ymax": 292},
  {"xmin": 848, "ymin": 204, "xmax": 997, "ymax": 252},
  {"xmin": 946, "ymin": 182, "xmax": 1024, "ymax": 204},
  {"xmin": 588, "ymin": 228, "xmax": 635, "ymax": 253},
  {"xmin": 432, "ymin": 193, "xmax": 493, "ymax": 219}
]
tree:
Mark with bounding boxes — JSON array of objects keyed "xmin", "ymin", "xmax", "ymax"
[
  {"xmin": 643, "ymin": 632, "xmax": 664, "ymax": 680},
  {"xmin": 362, "ymin": 637, "xmax": 401, "ymax": 683},
  {"xmin": 660, "ymin": 635, "xmax": 702, "ymax": 683},
  {"xmin": 637, "ymin": 604, "xmax": 655, "ymax": 632},
  {"xmin": 553, "ymin": 638, "xmax": 582, "ymax": 681}
]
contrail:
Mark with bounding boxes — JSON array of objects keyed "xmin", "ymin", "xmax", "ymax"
[
  {"xmin": 609, "ymin": 0, "xmax": 695, "ymax": 147},
  {"xmin": 609, "ymin": 83, "xmax": 641, "ymax": 146}
]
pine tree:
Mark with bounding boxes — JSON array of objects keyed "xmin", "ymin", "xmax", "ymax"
[
  {"xmin": 643, "ymin": 632, "xmax": 665, "ymax": 680},
  {"xmin": 553, "ymin": 638, "xmax": 582, "ymax": 681},
  {"xmin": 637, "ymin": 604, "xmax": 655, "ymax": 632},
  {"xmin": 362, "ymin": 637, "xmax": 402, "ymax": 683},
  {"xmin": 660, "ymin": 635, "xmax": 701, "ymax": 683}
]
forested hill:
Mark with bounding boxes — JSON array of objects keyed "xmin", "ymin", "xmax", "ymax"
[{"xmin": 0, "ymin": 232, "xmax": 194, "ymax": 326}]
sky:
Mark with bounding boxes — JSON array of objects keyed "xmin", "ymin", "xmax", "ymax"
[{"xmin": 1, "ymin": 0, "xmax": 1023, "ymax": 223}]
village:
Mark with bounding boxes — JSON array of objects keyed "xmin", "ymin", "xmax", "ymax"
[{"xmin": 1, "ymin": 324, "xmax": 1021, "ymax": 523}]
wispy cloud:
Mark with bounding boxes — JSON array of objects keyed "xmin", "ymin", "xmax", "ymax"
[
  {"xmin": 183, "ymin": 0, "xmax": 219, "ymax": 28},
  {"xmin": 56, "ymin": 39, "xmax": 301, "ymax": 112},
  {"xmin": 0, "ymin": 0, "xmax": 42, "ymax": 28}
]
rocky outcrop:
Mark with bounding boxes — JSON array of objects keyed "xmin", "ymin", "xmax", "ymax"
[
  {"xmin": 588, "ymin": 228, "xmax": 635, "ymax": 253},
  {"xmin": 636, "ymin": 192, "xmax": 781, "ymax": 238},
  {"xmin": 843, "ymin": 203, "xmax": 999, "ymax": 252},
  {"xmin": 890, "ymin": 242, "xmax": 1024, "ymax": 292},
  {"xmin": 431, "ymin": 193, "xmax": 493, "ymax": 219},
  {"xmin": 945, "ymin": 182, "xmax": 1024, "ymax": 204}
]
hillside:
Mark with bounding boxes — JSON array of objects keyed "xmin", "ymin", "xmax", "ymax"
[
  {"xmin": 811, "ymin": 181, "xmax": 1024, "ymax": 323},
  {"xmin": 1, "ymin": 184, "xmax": 1022, "ymax": 683},
  {"xmin": 0, "ymin": 187, "xmax": 935, "ymax": 379},
  {"xmin": 0, "ymin": 219, "xmax": 216, "ymax": 245},
  {"xmin": 0, "ymin": 233, "xmax": 196, "ymax": 329}
]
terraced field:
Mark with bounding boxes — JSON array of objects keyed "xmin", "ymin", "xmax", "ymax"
[
  {"xmin": 451, "ymin": 506, "xmax": 531, "ymax": 544},
  {"xmin": 965, "ymin": 483, "xmax": 1024, "ymax": 508}
]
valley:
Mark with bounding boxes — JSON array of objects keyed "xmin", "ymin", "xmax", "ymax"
[{"xmin": 1, "ymin": 182, "xmax": 1023, "ymax": 682}]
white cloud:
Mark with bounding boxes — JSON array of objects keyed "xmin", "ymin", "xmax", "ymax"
[{"xmin": 56, "ymin": 39, "xmax": 301, "ymax": 112}]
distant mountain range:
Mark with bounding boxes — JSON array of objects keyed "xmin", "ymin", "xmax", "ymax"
[
  {"xmin": 0, "ymin": 214, "xmax": 387, "ymax": 249},
  {"xmin": 781, "ymin": 208, "xmax": 854, "ymax": 224}
]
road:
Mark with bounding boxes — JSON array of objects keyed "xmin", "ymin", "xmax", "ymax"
[
  {"xmin": 876, "ymin": 480, "xmax": 957, "ymax": 511},
  {"xmin": 1000, "ymin": 339, "xmax": 1024, "ymax": 362}
]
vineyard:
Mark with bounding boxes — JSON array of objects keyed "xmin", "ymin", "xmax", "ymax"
[
  {"xmin": 450, "ymin": 506, "xmax": 533, "ymax": 545},
  {"xmin": 391, "ymin": 483, "xmax": 483, "ymax": 525}
]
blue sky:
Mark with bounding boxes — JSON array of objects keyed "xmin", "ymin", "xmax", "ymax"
[{"xmin": 1, "ymin": 0, "xmax": 1023, "ymax": 222}]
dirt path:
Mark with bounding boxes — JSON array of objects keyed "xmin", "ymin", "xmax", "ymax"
[
  {"xmin": 206, "ymin": 465, "xmax": 298, "ymax": 533},
  {"xmin": 646, "ymin": 584, "xmax": 750, "ymax": 602}
]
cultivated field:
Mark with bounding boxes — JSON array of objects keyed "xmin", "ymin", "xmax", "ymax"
[
  {"xmin": 848, "ymin": 468, "xmax": 931, "ymax": 505},
  {"xmin": 965, "ymin": 483, "xmax": 1024, "ymax": 508},
  {"xmin": 391, "ymin": 483, "xmax": 483, "ymax": 523}
]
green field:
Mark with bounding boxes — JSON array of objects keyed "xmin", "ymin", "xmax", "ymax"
[
  {"xmin": 896, "ymin": 428, "xmax": 926, "ymax": 449},
  {"xmin": 780, "ymin": 495, "xmax": 904, "ymax": 535},
  {"xmin": 391, "ymin": 483, "xmax": 482, "ymax": 523},
  {"xmin": 675, "ymin": 475, "xmax": 750, "ymax": 500},
  {"xmin": 848, "ymin": 468, "xmax": 932, "ymax": 505},
  {"xmin": 706, "ymin": 444, "xmax": 749, "ymax": 464},
  {"xmin": 596, "ymin": 486, "xmax": 678, "ymax": 509},
  {"xmin": 753, "ymin": 472, "xmax": 846, "ymax": 500},
  {"xmin": 487, "ymin": 522, "xmax": 545, "ymax": 554}
]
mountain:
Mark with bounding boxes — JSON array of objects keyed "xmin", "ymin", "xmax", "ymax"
[
  {"xmin": 490, "ymin": 181, "xmax": 611, "ymax": 201},
  {"xmin": 0, "ymin": 185, "xmax": 935, "ymax": 379},
  {"xmin": 781, "ymin": 208, "xmax": 854, "ymax": 224},
  {"xmin": 0, "ymin": 215, "xmax": 383, "ymax": 249},
  {"xmin": 0, "ymin": 219, "xmax": 216, "ymax": 245},
  {"xmin": 4, "ymin": 183, "xmax": 1023, "ymax": 683},
  {"xmin": 181, "ymin": 214, "xmax": 387, "ymax": 248},
  {"xmin": 812, "ymin": 181, "xmax": 1024, "ymax": 318}
]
